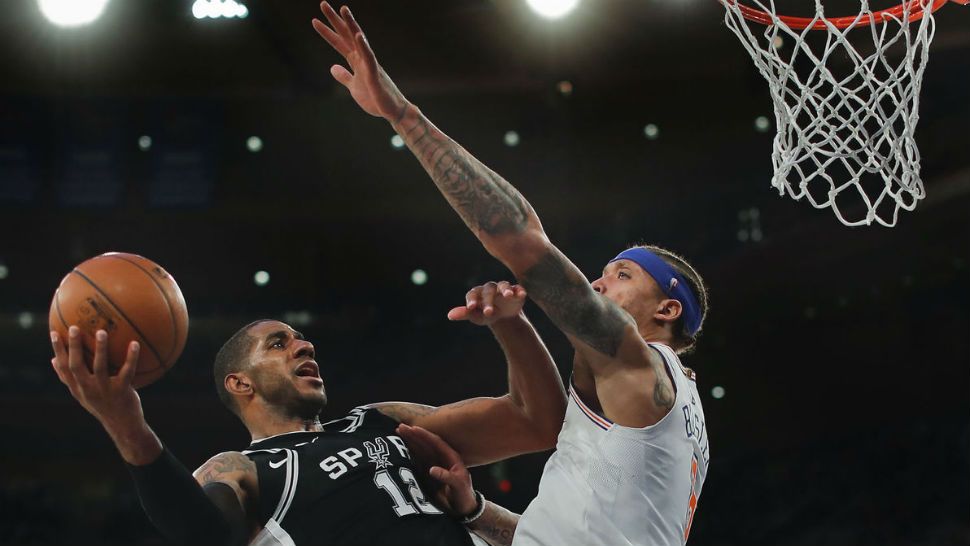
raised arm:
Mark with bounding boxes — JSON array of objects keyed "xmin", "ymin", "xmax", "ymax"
[
  {"xmin": 51, "ymin": 327, "xmax": 253, "ymax": 546},
  {"xmin": 311, "ymin": 3, "xmax": 641, "ymax": 367},
  {"xmin": 371, "ymin": 282, "xmax": 566, "ymax": 466}
]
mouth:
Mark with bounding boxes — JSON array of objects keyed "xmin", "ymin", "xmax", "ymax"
[{"xmin": 294, "ymin": 361, "xmax": 321, "ymax": 382}]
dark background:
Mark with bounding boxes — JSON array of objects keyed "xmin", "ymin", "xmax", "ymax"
[{"xmin": 1, "ymin": 0, "xmax": 968, "ymax": 544}]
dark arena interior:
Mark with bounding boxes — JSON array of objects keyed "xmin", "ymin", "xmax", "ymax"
[{"xmin": 0, "ymin": 0, "xmax": 967, "ymax": 544}]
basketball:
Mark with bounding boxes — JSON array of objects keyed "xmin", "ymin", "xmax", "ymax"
[{"xmin": 48, "ymin": 252, "xmax": 189, "ymax": 389}]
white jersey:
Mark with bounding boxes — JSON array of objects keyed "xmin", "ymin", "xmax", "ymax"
[{"xmin": 513, "ymin": 343, "xmax": 710, "ymax": 546}]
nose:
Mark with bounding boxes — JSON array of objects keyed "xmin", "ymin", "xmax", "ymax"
[
  {"xmin": 591, "ymin": 276, "xmax": 606, "ymax": 294},
  {"xmin": 293, "ymin": 339, "xmax": 315, "ymax": 360}
]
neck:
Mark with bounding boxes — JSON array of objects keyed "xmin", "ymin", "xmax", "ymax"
[{"xmin": 245, "ymin": 403, "xmax": 324, "ymax": 441}]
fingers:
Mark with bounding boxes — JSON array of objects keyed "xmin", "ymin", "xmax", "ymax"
[
  {"xmin": 321, "ymin": 2, "xmax": 354, "ymax": 45},
  {"xmin": 50, "ymin": 331, "xmax": 74, "ymax": 387},
  {"xmin": 481, "ymin": 282, "xmax": 497, "ymax": 316},
  {"xmin": 117, "ymin": 341, "xmax": 141, "ymax": 387},
  {"xmin": 447, "ymin": 306, "xmax": 471, "ymax": 322},
  {"xmin": 354, "ymin": 31, "xmax": 380, "ymax": 76},
  {"xmin": 330, "ymin": 64, "xmax": 354, "ymax": 87},
  {"xmin": 311, "ymin": 18, "xmax": 348, "ymax": 56},
  {"xmin": 92, "ymin": 330, "xmax": 110, "ymax": 383},
  {"xmin": 67, "ymin": 326, "xmax": 88, "ymax": 377}
]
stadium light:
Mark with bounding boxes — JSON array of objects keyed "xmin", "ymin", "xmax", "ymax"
[
  {"xmin": 525, "ymin": 0, "xmax": 580, "ymax": 19},
  {"xmin": 37, "ymin": 0, "xmax": 110, "ymax": 28},
  {"xmin": 192, "ymin": 0, "xmax": 248, "ymax": 20}
]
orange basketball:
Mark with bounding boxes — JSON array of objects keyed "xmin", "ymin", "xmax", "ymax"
[{"xmin": 49, "ymin": 252, "xmax": 189, "ymax": 389}]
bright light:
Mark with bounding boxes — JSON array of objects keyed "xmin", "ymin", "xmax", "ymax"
[
  {"xmin": 504, "ymin": 131, "xmax": 520, "ymax": 147},
  {"xmin": 411, "ymin": 269, "xmax": 428, "ymax": 286},
  {"xmin": 138, "ymin": 135, "xmax": 152, "ymax": 151},
  {"xmin": 643, "ymin": 124, "xmax": 660, "ymax": 140},
  {"xmin": 754, "ymin": 116, "xmax": 771, "ymax": 132},
  {"xmin": 247, "ymin": 136, "xmax": 263, "ymax": 153},
  {"xmin": 526, "ymin": 0, "xmax": 581, "ymax": 19},
  {"xmin": 254, "ymin": 270, "xmax": 270, "ymax": 286},
  {"xmin": 557, "ymin": 81, "xmax": 573, "ymax": 96},
  {"xmin": 18, "ymin": 312, "xmax": 34, "ymax": 330},
  {"xmin": 711, "ymin": 386, "xmax": 725, "ymax": 399},
  {"xmin": 192, "ymin": 0, "xmax": 248, "ymax": 20},
  {"xmin": 390, "ymin": 135, "xmax": 405, "ymax": 149},
  {"xmin": 38, "ymin": 0, "xmax": 110, "ymax": 28},
  {"xmin": 0, "ymin": 265, "xmax": 8, "ymax": 280}
]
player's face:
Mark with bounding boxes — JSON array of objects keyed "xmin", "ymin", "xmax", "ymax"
[
  {"xmin": 246, "ymin": 321, "xmax": 327, "ymax": 420},
  {"xmin": 591, "ymin": 259, "xmax": 664, "ymax": 327}
]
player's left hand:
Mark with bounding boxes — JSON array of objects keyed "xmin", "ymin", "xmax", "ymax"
[
  {"xmin": 396, "ymin": 424, "xmax": 478, "ymax": 517},
  {"xmin": 448, "ymin": 281, "xmax": 527, "ymax": 326},
  {"xmin": 311, "ymin": 2, "xmax": 409, "ymax": 121}
]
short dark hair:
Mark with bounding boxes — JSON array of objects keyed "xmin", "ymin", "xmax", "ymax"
[
  {"xmin": 633, "ymin": 244, "xmax": 710, "ymax": 354},
  {"xmin": 213, "ymin": 320, "xmax": 272, "ymax": 416}
]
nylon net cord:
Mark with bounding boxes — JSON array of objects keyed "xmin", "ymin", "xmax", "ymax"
[{"xmin": 721, "ymin": 0, "xmax": 936, "ymax": 226}]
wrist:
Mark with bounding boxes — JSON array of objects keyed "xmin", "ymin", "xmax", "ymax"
[
  {"xmin": 389, "ymin": 102, "xmax": 418, "ymax": 129},
  {"xmin": 459, "ymin": 490, "xmax": 486, "ymax": 525},
  {"xmin": 489, "ymin": 311, "xmax": 529, "ymax": 330},
  {"xmin": 103, "ymin": 418, "xmax": 162, "ymax": 466}
]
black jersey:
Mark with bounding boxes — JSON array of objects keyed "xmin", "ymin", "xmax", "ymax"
[{"xmin": 242, "ymin": 407, "xmax": 475, "ymax": 546}]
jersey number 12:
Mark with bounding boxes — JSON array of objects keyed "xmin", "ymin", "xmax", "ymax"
[{"xmin": 374, "ymin": 468, "xmax": 443, "ymax": 517}]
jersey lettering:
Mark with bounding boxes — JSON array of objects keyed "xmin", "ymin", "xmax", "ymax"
[
  {"xmin": 320, "ymin": 456, "xmax": 347, "ymax": 479},
  {"xmin": 388, "ymin": 435, "xmax": 410, "ymax": 459}
]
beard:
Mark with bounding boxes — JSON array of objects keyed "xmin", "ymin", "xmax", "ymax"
[{"xmin": 250, "ymin": 367, "xmax": 327, "ymax": 421}]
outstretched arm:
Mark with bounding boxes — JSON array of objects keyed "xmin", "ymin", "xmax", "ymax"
[
  {"xmin": 372, "ymin": 282, "xmax": 566, "ymax": 466},
  {"xmin": 51, "ymin": 327, "xmax": 252, "ymax": 546},
  {"xmin": 312, "ymin": 3, "xmax": 638, "ymax": 364}
]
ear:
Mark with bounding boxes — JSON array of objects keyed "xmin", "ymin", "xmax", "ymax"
[
  {"xmin": 225, "ymin": 372, "xmax": 254, "ymax": 397},
  {"xmin": 653, "ymin": 298, "xmax": 683, "ymax": 325}
]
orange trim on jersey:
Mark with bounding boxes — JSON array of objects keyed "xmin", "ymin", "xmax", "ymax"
[{"xmin": 569, "ymin": 383, "xmax": 613, "ymax": 431}]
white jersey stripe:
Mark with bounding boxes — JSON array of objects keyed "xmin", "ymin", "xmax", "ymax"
[
  {"xmin": 270, "ymin": 449, "xmax": 296, "ymax": 522},
  {"xmin": 276, "ymin": 451, "xmax": 299, "ymax": 523}
]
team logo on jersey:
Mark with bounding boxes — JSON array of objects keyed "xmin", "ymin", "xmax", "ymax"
[{"xmin": 364, "ymin": 437, "xmax": 392, "ymax": 470}]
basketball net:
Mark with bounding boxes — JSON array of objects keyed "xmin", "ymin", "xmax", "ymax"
[{"xmin": 720, "ymin": 0, "xmax": 960, "ymax": 227}]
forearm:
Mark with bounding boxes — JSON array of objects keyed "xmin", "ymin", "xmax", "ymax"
[
  {"xmin": 391, "ymin": 105, "xmax": 547, "ymax": 271},
  {"xmin": 490, "ymin": 313, "xmax": 565, "ymax": 445},
  {"xmin": 101, "ymin": 417, "xmax": 163, "ymax": 466},
  {"xmin": 128, "ymin": 448, "xmax": 247, "ymax": 546},
  {"xmin": 468, "ymin": 501, "xmax": 519, "ymax": 546}
]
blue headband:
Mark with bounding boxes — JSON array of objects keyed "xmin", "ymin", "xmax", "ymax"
[{"xmin": 610, "ymin": 248, "xmax": 702, "ymax": 336}]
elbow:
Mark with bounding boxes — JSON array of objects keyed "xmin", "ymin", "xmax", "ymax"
[{"xmin": 480, "ymin": 227, "xmax": 552, "ymax": 276}]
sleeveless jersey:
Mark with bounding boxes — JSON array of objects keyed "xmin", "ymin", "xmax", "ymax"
[
  {"xmin": 513, "ymin": 343, "xmax": 710, "ymax": 546},
  {"xmin": 242, "ymin": 406, "xmax": 476, "ymax": 546}
]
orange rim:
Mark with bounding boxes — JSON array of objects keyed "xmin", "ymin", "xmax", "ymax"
[{"xmin": 726, "ymin": 0, "xmax": 952, "ymax": 29}]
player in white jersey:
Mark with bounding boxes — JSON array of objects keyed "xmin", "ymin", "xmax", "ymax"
[{"xmin": 314, "ymin": 4, "xmax": 711, "ymax": 545}]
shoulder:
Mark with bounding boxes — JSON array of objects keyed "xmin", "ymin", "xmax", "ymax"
[{"xmin": 193, "ymin": 451, "xmax": 257, "ymax": 485}]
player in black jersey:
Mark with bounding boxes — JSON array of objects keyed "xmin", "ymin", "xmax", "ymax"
[{"xmin": 50, "ymin": 280, "xmax": 567, "ymax": 546}]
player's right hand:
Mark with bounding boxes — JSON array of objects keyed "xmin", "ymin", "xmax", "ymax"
[
  {"xmin": 448, "ymin": 281, "xmax": 527, "ymax": 326},
  {"xmin": 396, "ymin": 424, "xmax": 478, "ymax": 517},
  {"xmin": 51, "ymin": 326, "xmax": 144, "ymax": 428},
  {"xmin": 311, "ymin": 2, "xmax": 409, "ymax": 121}
]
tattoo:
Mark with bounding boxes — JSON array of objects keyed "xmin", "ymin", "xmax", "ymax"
[
  {"xmin": 522, "ymin": 250, "xmax": 633, "ymax": 357},
  {"xmin": 652, "ymin": 366, "xmax": 675, "ymax": 412},
  {"xmin": 401, "ymin": 114, "xmax": 529, "ymax": 235},
  {"xmin": 372, "ymin": 402, "xmax": 438, "ymax": 424},
  {"xmin": 194, "ymin": 452, "xmax": 256, "ymax": 486},
  {"xmin": 478, "ymin": 524, "xmax": 514, "ymax": 546}
]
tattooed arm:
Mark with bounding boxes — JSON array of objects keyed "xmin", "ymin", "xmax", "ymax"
[{"xmin": 312, "ymin": 4, "xmax": 673, "ymax": 425}]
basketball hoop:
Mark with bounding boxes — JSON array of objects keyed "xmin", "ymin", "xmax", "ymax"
[{"xmin": 720, "ymin": 0, "xmax": 966, "ymax": 226}]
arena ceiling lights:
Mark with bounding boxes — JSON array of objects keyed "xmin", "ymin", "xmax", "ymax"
[
  {"xmin": 37, "ymin": 0, "xmax": 110, "ymax": 27},
  {"xmin": 525, "ymin": 0, "xmax": 581, "ymax": 19},
  {"xmin": 192, "ymin": 0, "xmax": 249, "ymax": 20}
]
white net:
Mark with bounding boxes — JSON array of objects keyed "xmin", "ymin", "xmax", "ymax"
[{"xmin": 721, "ymin": 0, "xmax": 938, "ymax": 226}]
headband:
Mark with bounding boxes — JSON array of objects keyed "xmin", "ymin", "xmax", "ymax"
[{"xmin": 610, "ymin": 248, "xmax": 702, "ymax": 336}]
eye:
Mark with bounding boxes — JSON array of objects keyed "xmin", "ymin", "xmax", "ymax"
[
  {"xmin": 270, "ymin": 340, "xmax": 285, "ymax": 349},
  {"xmin": 618, "ymin": 271, "xmax": 630, "ymax": 279}
]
